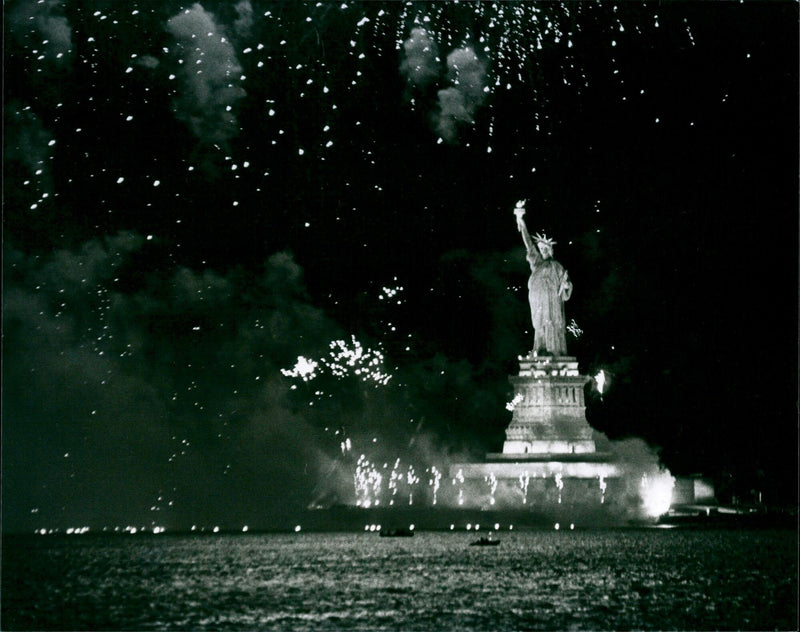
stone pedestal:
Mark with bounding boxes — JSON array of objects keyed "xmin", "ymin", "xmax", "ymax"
[
  {"xmin": 502, "ymin": 354, "xmax": 595, "ymax": 455},
  {"xmin": 448, "ymin": 353, "xmax": 620, "ymax": 513}
]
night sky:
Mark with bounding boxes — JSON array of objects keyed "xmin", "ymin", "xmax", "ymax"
[{"xmin": 3, "ymin": 1, "xmax": 797, "ymax": 533}]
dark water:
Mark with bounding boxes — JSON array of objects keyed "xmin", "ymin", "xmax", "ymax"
[{"xmin": 2, "ymin": 528, "xmax": 797, "ymax": 631}]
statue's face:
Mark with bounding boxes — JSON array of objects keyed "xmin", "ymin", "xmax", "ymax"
[{"xmin": 537, "ymin": 242, "xmax": 553, "ymax": 259}]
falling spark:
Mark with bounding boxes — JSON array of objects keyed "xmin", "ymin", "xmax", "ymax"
[
  {"xmin": 519, "ymin": 471, "xmax": 530, "ymax": 504},
  {"xmin": 506, "ymin": 392, "xmax": 524, "ymax": 411},
  {"xmin": 554, "ymin": 472, "xmax": 564, "ymax": 504},
  {"xmin": 485, "ymin": 472, "xmax": 498, "ymax": 505},
  {"xmin": 428, "ymin": 466, "xmax": 441, "ymax": 505}
]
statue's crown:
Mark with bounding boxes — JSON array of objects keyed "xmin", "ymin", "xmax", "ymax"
[{"xmin": 534, "ymin": 232, "xmax": 556, "ymax": 247}]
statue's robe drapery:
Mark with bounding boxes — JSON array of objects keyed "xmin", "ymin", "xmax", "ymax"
[{"xmin": 527, "ymin": 256, "xmax": 571, "ymax": 356}]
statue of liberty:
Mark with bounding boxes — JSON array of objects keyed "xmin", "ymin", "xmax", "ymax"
[{"xmin": 513, "ymin": 200, "xmax": 573, "ymax": 356}]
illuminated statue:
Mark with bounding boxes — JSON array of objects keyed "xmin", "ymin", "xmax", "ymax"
[{"xmin": 513, "ymin": 200, "xmax": 572, "ymax": 356}]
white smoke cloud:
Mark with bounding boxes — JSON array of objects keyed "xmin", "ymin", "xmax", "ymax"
[
  {"xmin": 37, "ymin": 2, "xmax": 72, "ymax": 60},
  {"xmin": 5, "ymin": 102, "xmax": 55, "ymax": 194},
  {"xmin": 434, "ymin": 47, "xmax": 488, "ymax": 143},
  {"xmin": 434, "ymin": 87, "xmax": 472, "ymax": 143},
  {"xmin": 3, "ymin": 234, "xmax": 342, "ymax": 530},
  {"xmin": 400, "ymin": 27, "xmax": 440, "ymax": 89},
  {"xmin": 400, "ymin": 28, "xmax": 489, "ymax": 144},
  {"xmin": 233, "ymin": 0, "xmax": 255, "ymax": 40},
  {"xmin": 165, "ymin": 3, "xmax": 246, "ymax": 145},
  {"xmin": 135, "ymin": 55, "xmax": 160, "ymax": 69},
  {"xmin": 8, "ymin": 0, "xmax": 73, "ymax": 62},
  {"xmin": 446, "ymin": 48, "xmax": 489, "ymax": 101}
]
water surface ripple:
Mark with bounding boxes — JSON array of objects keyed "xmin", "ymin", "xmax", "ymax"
[{"xmin": 2, "ymin": 529, "xmax": 796, "ymax": 630}]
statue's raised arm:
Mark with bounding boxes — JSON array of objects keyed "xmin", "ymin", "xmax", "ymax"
[{"xmin": 513, "ymin": 200, "xmax": 540, "ymax": 262}]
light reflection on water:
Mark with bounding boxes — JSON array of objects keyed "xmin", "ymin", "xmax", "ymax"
[{"xmin": 2, "ymin": 529, "xmax": 796, "ymax": 630}]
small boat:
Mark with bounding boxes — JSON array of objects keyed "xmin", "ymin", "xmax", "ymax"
[
  {"xmin": 379, "ymin": 527, "xmax": 414, "ymax": 537},
  {"xmin": 470, "ymin": 535, "xmax": 500, "ymax": 547}
]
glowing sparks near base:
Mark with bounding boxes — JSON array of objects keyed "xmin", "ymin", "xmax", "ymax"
[
  {"xmin": 484, "ymin": 472, "xmax": 498, "ymax": 506},
  {"xmin": 595, "ymin": 369, "xmax": 607, "ymax": 395},
  {"xmin": 554, "ymin": 472, "xmax": 564, "ymax": 504},
  {"xmin": 640, "ymin": 471, "xmax": 676, "ymax": 517},
  {"xmin": 352, "ymin": 454, "xmax": 433, "ymax": 508},
  {"xmin": 321, "ymin": 434, "xmax": 679, "ymax": 522},
  {"xmin": 519, "ymin": 471, "xmax": 530, "ymax": 504},
  {"xmin": 428, "ymin": 466, "xmax": 442, "ymax": 505}
]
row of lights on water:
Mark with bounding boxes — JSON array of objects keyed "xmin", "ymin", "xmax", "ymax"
[
  {"xmin": 364, "ymin": 523, "xmax": 416, "ymax": 532},
  {"xmin": 37, "ymin": 526, "xmax": 170, "ymax": 535},
  {"xmin": 38, "ymin": 525, "xmax": 233, "ymax": 535},
  {"xmin": 460, "ymin": 523, "xmax": 573, "ymax": 531},
  {"xmin": 361, "ymin": 523, "xmax": 575, "ymax": 532},
  {"xmin": 40, "ymin": 522, "xmax": 578, "ymax": 535}
]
